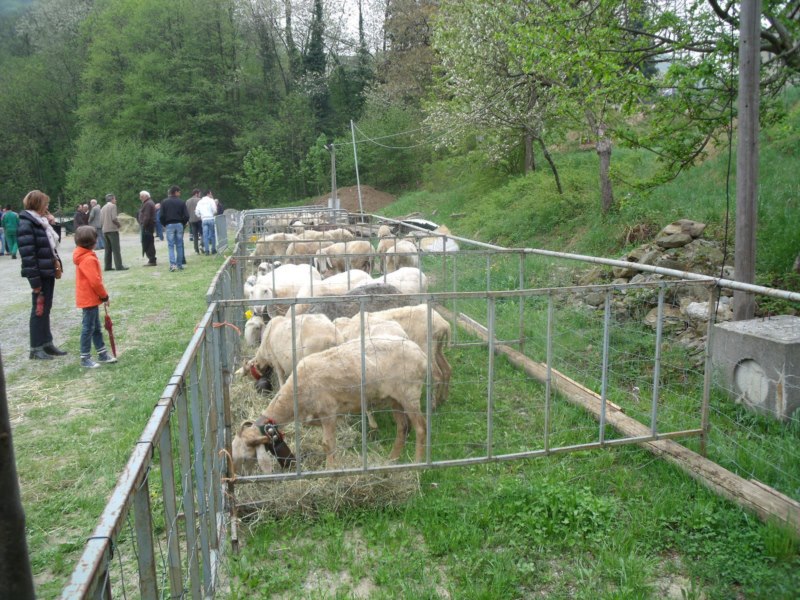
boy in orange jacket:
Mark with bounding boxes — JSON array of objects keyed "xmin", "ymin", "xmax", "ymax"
[{"xmin": 73, "ymin": 226, "xmax": 118, "ymax": 368}]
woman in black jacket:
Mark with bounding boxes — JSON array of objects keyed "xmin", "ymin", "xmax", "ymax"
[{"xmin": 17, "ymin": 190, "xmax": 67, "ymax": 360}]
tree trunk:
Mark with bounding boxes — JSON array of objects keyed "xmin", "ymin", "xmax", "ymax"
[
  {"xmin": 538, "ymin": 138, "xmax": 562, "ymax": 194},
  {"xmin": 586, "ymin": 110, "xmax": 614, "ymax": 213},
  {"xmin": 597, "ymin": 135, "xmax": 613, "ymax": 213},
  {"xmin": 524, "ymin": 133, "xmax": 535, "ymax": 173}
]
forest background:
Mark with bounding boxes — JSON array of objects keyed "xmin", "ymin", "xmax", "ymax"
[{"xmin": 0, "ymin": 0, "xmax": 798, "ymax": 262}]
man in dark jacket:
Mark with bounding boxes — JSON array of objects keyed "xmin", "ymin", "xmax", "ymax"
[
  {"xmin": 158, "ymin": 185, "xmax": 189, "ymax": 271},
  {"xmin": 137, "ymin": 191, "xmax": 157, "ymax": 266}
]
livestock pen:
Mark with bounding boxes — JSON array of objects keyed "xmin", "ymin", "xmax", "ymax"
[{"xmin": 62, "ymin": 208, "xmax": 800, "ymax": 598}]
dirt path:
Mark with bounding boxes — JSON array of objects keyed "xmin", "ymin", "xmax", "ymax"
[{"xmin": 0, "ymin": 232, "xmax": 153, "ymax": 380}]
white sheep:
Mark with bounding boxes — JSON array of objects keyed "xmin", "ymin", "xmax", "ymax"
[
  {"xmin": 383, "ymin": 240, "xmax": 420, "ymax": 273},
  {"xmin": 293, "ymin": 269, "xmax": 373, "ymax": 314},
  {"xmin": 362, "ymin": 267, "xmax": 428, "ymax": 295},
  {"xmin": 321, "ymin": 228, "xmax": 356, "ymax": 242},
  {"xmin": 234, "ymin": 335, "xmax": 428, "ymax": 471},
  {"xmin": 249, "ymin": 263, "xmax": 322, "ymax": 317},
  {"xmin": 334, "ymin": 305, "xmax": 451, "ymax": 408},
  {"xmin": 254, "ymin": 232, "xmax": 299, "ymax": 257},
  {"xmin": 314, "ymin": 240, "xmax": 375, "ymax": 277},
  {"xmin": 285, "ymin": 240, "xmax": 334, "ymax": 264},
  {"xmin": 244, "ymin": 314, "xmax": 265, "ymax": 347}
]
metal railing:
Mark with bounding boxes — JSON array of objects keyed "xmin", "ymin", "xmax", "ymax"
[{"xmin": 62, "ymin": 208, "xmax": 800, "ymax": 597}]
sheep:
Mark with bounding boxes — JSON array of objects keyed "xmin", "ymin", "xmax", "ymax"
[
  {"xmin": 375, "ymin": 225, "xmax": 399, "ymax": 255},
  {"xmin": 383, "ymin": 240, "xmax": 420, "ymax": 273},
  {"xmin": 243, "ymin": 274, "xmax": 258, "ymax": 300},
  {"xmin": 334, "ymin": 305, "xmax": 451, "ymax": 408},
  {"xmin": 320, "ymin": 228, "xmax": 356, "ymax": 242},
  {"xmin": 249, "ymin": 263, "xmax": 322, "ymax": 317},
  {"xmin": 244, "ymin": 314, "xmax": 265, "ymax": 347},
  {"xmin": 361, "ymin": 267, "xmax": 428, "ymax": 295},
  {"xmin": 314, "ymin": 241, "xmax": 375, "ymax": 277},
  {"xmin": 234, "ymin": 335, "xmax": 428, "ymax": 471},
  {"xmin": 285, "ymin": 240, "xmax": 334, "ymax": 264},
  {"xmin": 294, "ymin": 269, "xmax": 374, "ymax": 314},
  {"xmin": 304, "ymin": 283, "xmax": 420, "ymax": 320},
  {"xmin": 254, "ymin": 232, "xmax": 299, "ymax": 257}
]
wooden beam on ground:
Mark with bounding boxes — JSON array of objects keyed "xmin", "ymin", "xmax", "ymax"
[{"xmin": 440, "ymin": 307, "xmax": 800, "ymax": 536}]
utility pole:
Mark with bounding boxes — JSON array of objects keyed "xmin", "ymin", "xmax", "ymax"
[
  {"xmin": 733, "ymin": 0, "xmax": 761, "ymax": 321},
  {"xmin": 325, "ymin": 143, "xmax": 338, "ymax": 213},
  {"xmin": 0, "ymin": 351, "xmax": 35, "ymax": 599},
  {"xmin": 351, "ymin": 120, "xmax": 364, "ymax": 215}
]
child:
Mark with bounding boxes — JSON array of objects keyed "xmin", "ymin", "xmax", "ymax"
[{"xmin": 73, "ymin": 225, "xmax": 118, "ymax": 368}]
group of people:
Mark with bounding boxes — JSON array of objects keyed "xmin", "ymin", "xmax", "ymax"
[
  {"xmin": 13, "ymin": 184, "xmax": 224, "ymax": 369},
  {"xmin": 137, "ymin": 186, "xmax": 223, "ymax": 271},
  {"xmin": 17, "ymin": 190, "xmax": 117, "ymax": 368}
]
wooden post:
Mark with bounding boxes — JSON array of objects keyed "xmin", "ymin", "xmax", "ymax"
[
  {"xmin": 0, "ymin": 352, "xmax": 36, "ymax": 599},
  {"xmin": 733, "ymin": 0, "xmax": 761, "ymax": 321},
  {"xmin": 441, "ymin": 307, "xmax": 800, "ymax": 536}
]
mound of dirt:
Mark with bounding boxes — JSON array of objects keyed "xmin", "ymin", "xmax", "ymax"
[{"xmin": 312, "ymin": 185, "xmax": 396, "ymax": 214}]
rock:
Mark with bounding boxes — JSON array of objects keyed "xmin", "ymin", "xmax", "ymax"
[
  {"xmin": 585, "ymin": 291, "xmax": 606, "ymax": 307},
  {"xmin": 612, "ymin": 265, "xmax": 638, "ymax": 278},
  {"xmin": 656, "ymin": 232, "xmax": 693, "ymax": 248},
  {"xmin": 578, "ymin": 267, "xmax": 606, "ymax": 286},
  {"xmin": 654, "ymin": 256, "xmax": 685, "ymax": 271},
  {"xmin": 657, "ymin": 219, "xmax": 707, "ymax": 239},
  {"xmin": 644, "ymin": 306, "xmax": 686, "ymax": 331},
  {"xmin": 639, "ymin": 249, "xmax": 663, "ymax": 266}
]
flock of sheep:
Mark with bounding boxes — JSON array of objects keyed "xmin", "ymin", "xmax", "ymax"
[{"xmin": 233, "ymin": 221, "xmax": 453, "ymax": 475}]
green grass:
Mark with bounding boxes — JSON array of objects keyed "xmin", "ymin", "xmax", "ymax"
[
  {"xmin": 8, "ymin": 240, "xmax": 224, "ymax": 598},
  {"xmin": 15, "ymin": 91, "xmax": 800, "ymax": 598}
]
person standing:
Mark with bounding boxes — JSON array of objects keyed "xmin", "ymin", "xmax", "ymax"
[
  {"xmin": 185, "ymin": 188, "xmax": 202, "ymax": 255},
  {"xmin": 154, "ymin": 203, "xmax": 164, "ymax": 241},
  {"xmin": 2, "ymin": 204, "xmax": 19, "ymax": 258},
  {"xmin": 73, "ymin": 203, "xmax": 89, "ymax": 232},
  {"xmin": 0, "ymin": 206, "xmax": 5, "ymax": 257},
  {"xmin": 195, "ymin": 190, "xmax": 218, "ymax": 255},
  {"xmin": 17, "ymin": 190, "xmax": 68, "ymax": 360},
  {"xmin": 137, "ymin": 191, "xmax": 157, "ymax": 266},
  {"xmin": 87, "ymin": 198, "xmax": 104, "ymax": 250},
  {"xmin": 72, "ymin": 226, "xmax": 118, "ymax": 368},
  {"xmin": 159, "ymin": 185, "xmax": 188, "ymax": 271},
  {"xmin": 100, "ymin": 193, "xmax": 128, "ymax": 272}
]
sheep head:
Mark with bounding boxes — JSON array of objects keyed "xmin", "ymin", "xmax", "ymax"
[{"xmin": 234, "ymin": 418, "xmax": 295, "ymax": 472}]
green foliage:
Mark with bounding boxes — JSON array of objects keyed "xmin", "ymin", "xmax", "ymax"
[
  {"xmin": 234, "ymin": 146, "xmax": 286, "ymax": 208},
  {"xmin": 65, "ymin": 131, "xmax": 188, "ymax": 214}
]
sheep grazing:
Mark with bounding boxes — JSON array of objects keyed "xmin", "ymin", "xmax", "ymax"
[
  {"xmin": 314, "ymin": 241, "xmax": 375, "ymax": 277},
  {"xmin": 294, "ymin": 269, "xmax": 373, "ymax": 314},
  {"xmin": 234, "ymin": 335, "xmax": 428, "ymax": 471},
  {"xmin": 305, "ymin": 283, "xmax": 419, "ymax": 320},
  {"xmin": 336, "ymin": 305, "xmax": 451, "ymax": 408},
  {"xmin": 250, "ymin": 313, "xmax": 337, "ymax": 387},
  {"xmin": 363, "ymin": 267, "xmax": 428, "ymax": 295}
]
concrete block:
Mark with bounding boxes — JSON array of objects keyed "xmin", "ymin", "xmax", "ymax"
[{"xmin": 711, "ymin": 315, "xmax": 800, "ymax": 420}]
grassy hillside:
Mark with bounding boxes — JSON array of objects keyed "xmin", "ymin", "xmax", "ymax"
[{"xmin": 383, "ymin": 89, "xmax": 800, "ymax": 287}]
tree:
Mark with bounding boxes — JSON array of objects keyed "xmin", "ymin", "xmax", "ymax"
[
  {"xmin": 377, "ymin": 0, "xmax": 437, "ymax": 107},
  {"xmin": 430, "ymin": 1, "xmax": 563, "ymax": 190}
]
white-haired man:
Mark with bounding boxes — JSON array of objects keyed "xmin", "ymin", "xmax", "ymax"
[{"xmin": 138, "ymin": 190, "xmax": 157, "ymax": 266}]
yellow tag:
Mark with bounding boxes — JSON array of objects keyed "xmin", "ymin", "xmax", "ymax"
[{"xmin": 245, "ymin": 310, "xmax": 253, "ymax": 320}]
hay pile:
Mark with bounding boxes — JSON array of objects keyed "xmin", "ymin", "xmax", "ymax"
[
  {"xmin": 229, "ymin": 375, "xmax": 421, "ymax": 520},
  {"xmin": 118, "ymin": 212, "xmax": 140, "ymax": 234}
]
